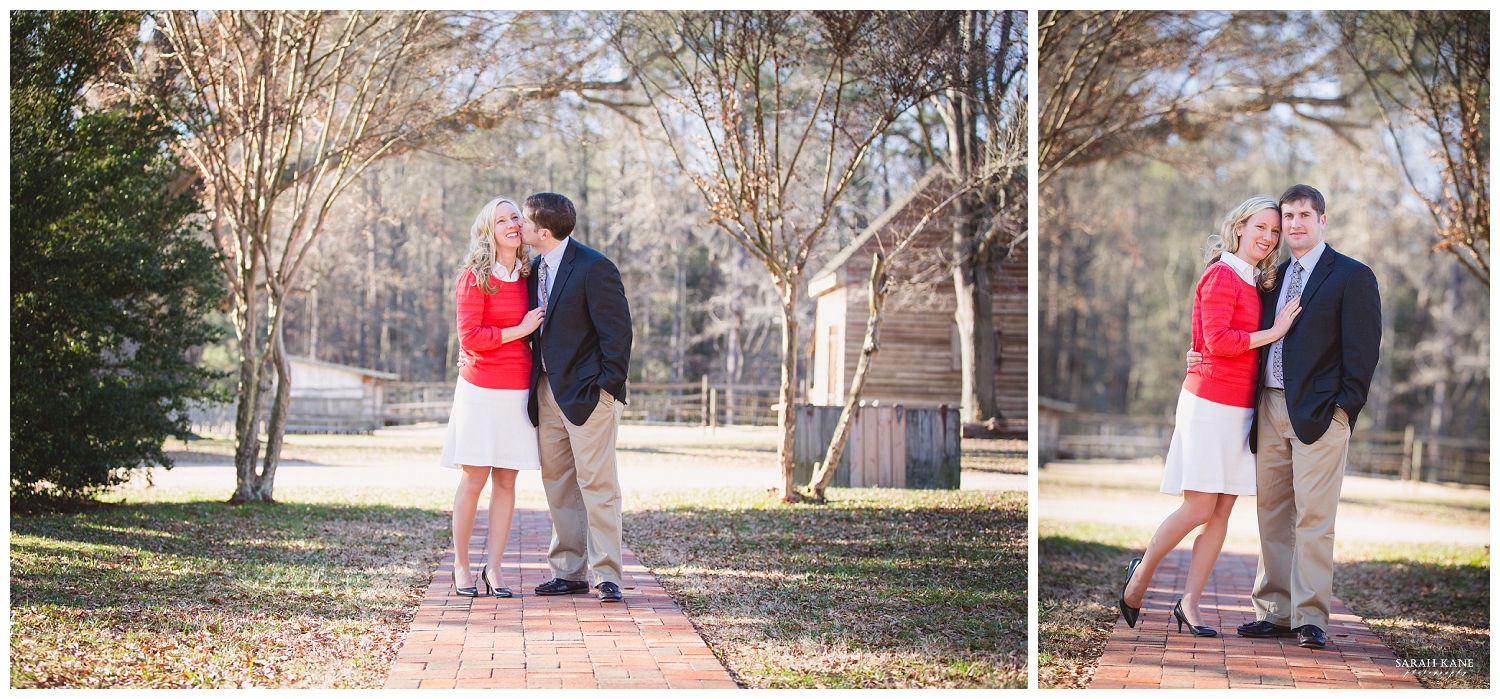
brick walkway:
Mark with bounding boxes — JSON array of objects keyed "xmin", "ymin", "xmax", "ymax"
[
  {"xmin": 384, "ymin": 503, "xmax": 739, "ymax": 689},
  {"xmin": 1089, "ymin": 548, "xmax": 1422, "ymax": 689}
]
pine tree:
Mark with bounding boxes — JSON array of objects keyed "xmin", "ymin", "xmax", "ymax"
[{"xmin": 10, "ymin": 10, "xmax": 224, "ymax": 501}]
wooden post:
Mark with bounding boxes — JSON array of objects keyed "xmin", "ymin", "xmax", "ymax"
[
  {"xmin": 700, "ymin": 376, "xmax": 710, "ymax": 428},
  {"xmin": 1401, "ymin": 424, "xmax": 1415, "ymax": 480},
  {"xmin": 1038, "ymin": 407, "xmax": 1058, "ymax": 466},
  {"xmin": 709, "ymin": 388, "xmax": 718, "ymax": 434}
]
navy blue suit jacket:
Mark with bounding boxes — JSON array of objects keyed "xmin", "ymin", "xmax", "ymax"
[
  {"xmin": 526, "ymin": 239, "xmax": 632, "ymax": 427},
  {"xmin": 1250, "ymin": 244, "xmax": 1381, "ymax": 449}
]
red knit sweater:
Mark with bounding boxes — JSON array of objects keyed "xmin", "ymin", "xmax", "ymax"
[
  {"xmin": 1182, "ymin": 260, "xmax": 1261, "ymax": 408},
  {"xmin": 455, "ymin": 268, "xmax": 532, "ymax": 390}
]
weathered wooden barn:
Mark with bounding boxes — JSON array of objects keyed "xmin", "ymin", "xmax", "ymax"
[
  {"xmin": 284, "ymin": 356, "xmax": 400, "ymax": 433},
  {"xmin": 807, "ymin": 171, "xmax": 1027, "ymax": 419},
  {"xmin": 186, "ymin": 357, "xmax": 401, "ymax": 436}
]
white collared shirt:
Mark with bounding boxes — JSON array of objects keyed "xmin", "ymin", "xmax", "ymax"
[
  {"xmin": 491, "ymin": 258, "xmax": 523, "ymax": 283},
  {"xmin": 1264, "ymin": 240, "xmax": 1326, "ymax": 389},
  {"xmin": 540, "ymin": 236, "xmax": 570, "ymax": 304},
  {"xmin": 1219, "ymin": 250, "xmax": 1259, "ymax": 287}
]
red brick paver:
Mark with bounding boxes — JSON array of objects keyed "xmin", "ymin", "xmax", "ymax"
[
  {"xmin": 384, "ymin": 503, "xmax": 739, "ymax": 689},
  {"xmin": 1089, "ymin": 548, "xmax": 1423, "ymax": 690}
]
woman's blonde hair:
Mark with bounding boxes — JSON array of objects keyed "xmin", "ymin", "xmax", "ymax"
[
  {"xmin": 1204, "ymin": 195, "xmax": 1281, "ymax": 291},
  {"xmin": 458, "ymin": 196, "xmax": 530, "ymax": 293}
]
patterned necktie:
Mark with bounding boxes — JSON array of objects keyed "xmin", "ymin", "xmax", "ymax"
[
  {"xmin": 1271, "ymin": 260, "xmax": 1304, "ymax": 386},
  {"xmin": 537, "ymin": 257, "xmax": 549, "ymax": 371},
  {"xmin": 538, "ymin": 257, "xmax": 549, "ymax": 314}
]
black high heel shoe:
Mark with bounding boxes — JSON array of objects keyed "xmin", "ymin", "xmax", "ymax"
[
  {"xmin": 453, "ymin": 565, "xmax": 478, "ymax": 598},
  {"xmin": 480, "ymin": 563, "xmax": 512, "ymax": 598},
  {"xmin": 1118, "ymin": 557, "xmax": 1143, "ymax": 628},
  {"xmin": 1173, "ymin": 599, "xmax": 1218, "ymax": 637}
]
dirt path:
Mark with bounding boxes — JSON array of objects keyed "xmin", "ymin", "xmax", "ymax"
[
  {"xmin": 140, "ymin": 425, "xmax": 1025, "ymax": 494},
  {"xmin": 1040, "ymin": 462, "xmax": 1488, "ymax": 546}
]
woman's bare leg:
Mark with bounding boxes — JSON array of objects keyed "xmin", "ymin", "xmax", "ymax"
[
  {"xmin": 1123, "ymin": 490, "xmax": 1217, "ymax": 608},
  {"xmin": 451, "ymin": 465, "xmax": 491, "ymax": 589},
  {"xmin": 1181, "ymin": 494, "xmax": 1237, "ymax": 625},
  {"xmin": 484, "ymin": 468, "xmax": 519, "ymax": 589}
]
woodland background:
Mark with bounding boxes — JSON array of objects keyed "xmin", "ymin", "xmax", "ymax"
[
  {"xmin": 191, "ymin": 13, "xmax": 977, "ymax": 398},
  {"xmin": 14, "ymin": 10, "xmax": 1023, "ymax": 503},
  {"xmin": 1039, "ymin": 10, "xmax": 1489, "ymax": 443}
]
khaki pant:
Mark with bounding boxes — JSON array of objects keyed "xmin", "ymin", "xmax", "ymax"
[
  {"xmin": 1252, "ymin": 388, "xmax": 1351, "ymax": 630},
  {"xmin": 538, "ymin": 379, "xmax": 625, "ymax": 586}
]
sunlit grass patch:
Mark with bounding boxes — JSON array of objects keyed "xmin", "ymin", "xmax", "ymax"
[
  {"xmin": 10, "ymin": 487, "xmax": 451, "ymax": 688},
  {"xmin": 624, "ymin": 487, "xmax": 1026, "ymax": 688}
]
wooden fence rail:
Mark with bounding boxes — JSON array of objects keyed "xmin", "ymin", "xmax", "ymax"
[
  {"xmin": 1040, "ymin": 409, "xmax": 1488, "ymax": 488},
  {"xmin": 383, "ymin": 382, "xmax": 454, "ymax": 424},
  {"xmin": 626, "ymin": 381, "xmax": 780, "ymax": 427},
  {"xmin": 193, "ymin": 382, "xmax": 786, "ymax": 431}
]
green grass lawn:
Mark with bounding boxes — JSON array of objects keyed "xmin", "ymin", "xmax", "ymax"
[
  {"xmin": 623, "ymin": 487, "xmax": 1027, "ymax": 688},
  {"xmin": 1036, "ymin": 520, "xmax": 1156, "ymax": 689},
  {"xmin": 1037, "ymin": 519, "xmax": 1490, "ymax": 689},
  {"xmin": 10, "ymin": 487, "xmax": 452, "ymax": 688}
]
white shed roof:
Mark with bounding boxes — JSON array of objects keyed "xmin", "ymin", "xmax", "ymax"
[{"xmin": 288, "ymin": 356, "xmax": 400, "ymax": 381}]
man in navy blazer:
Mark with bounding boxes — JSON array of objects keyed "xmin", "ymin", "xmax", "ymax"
[
  {"xmin": 1237, "ymin": 184, "xmax": 1381, "ymax": 649},
  {"xmin": 519, "ymin": 192, "xmax": 633, "ymax": 603}
]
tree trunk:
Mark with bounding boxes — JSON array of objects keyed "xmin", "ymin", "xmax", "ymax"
[
  {"xmin": 254, "ymin": 296, "xmax": 293, "ymax": 503},
  {"xmin": 360, "ymin": 228, "xmax": 376, "ymax": 366},
  {"xmin": 774, "ymin": 286, "xmax": 800, "ymax": 501},
  {"xmin": 726, "ymin": 245, "xmax": 745, "ymax": 425},
  {"xmin": 1430, "ymin": 260, "xmax": 1460, "ymax": 436},
  {"xmin": 809, "ymin": 253, "xmax": 888, "ymax": 501},
  {"xmin": 231, "ymin": 256, "xmax": 267, "ymax": 504},
  {"xmin": 307, "ymin": 280, "xmax": 319, "ymax": 360},
  {"xmin": 954, "ymin": 238, "xmax": 999, "ymax": 422},
  {"xmin": 672, "ymin": 240, "xmax": 685, "ymax": 383},
  {"xmin": 942, "ymin": 16, "xmax": 999, "ymax": 424}
]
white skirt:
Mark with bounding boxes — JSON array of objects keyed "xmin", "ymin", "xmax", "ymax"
[
  {"xmin": 1160, "ymin": 388, "xmax": 1257, "ymax": 496},
  {"xmin": 438, "ymin": 377, "xmax": 541, "ymax": 470}
]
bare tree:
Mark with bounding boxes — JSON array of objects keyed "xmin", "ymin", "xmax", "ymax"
[
  {"xmin": 936, "ymin": 10, "xmax": 1027, "ymax": 424},
  {"xmin": 622, "ymin": 10, "xmax": 959, "ymax": 500},
  {"xmin": 1339, "ymin": 11, "xmax": 1489, "ymax": 287},
  {"xmin": 804, "ymin": 137, "xmax": 1024, "ymax": 500},
  {"xmin": 133, "ymin": 11, "xmax": 618, "ymax": 502},
  {"xmin": 1038, "ymin": 10, "xmax": 1351, "ymax": 187}
]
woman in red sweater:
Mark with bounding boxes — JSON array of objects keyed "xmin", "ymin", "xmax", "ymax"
[
  {"xmin": 438, "ymin": 197, "xmax": 545, "ymax": 598},
  {"xmin": 1117, "ymin": 196, "xmax": 1301, "ymax": 636}
]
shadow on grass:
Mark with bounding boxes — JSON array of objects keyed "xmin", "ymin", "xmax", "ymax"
[
  {"xmin": 1037, "ymin": 534, "xmax": 1136, "ymax": 689},
  {"xmin": 11, "ymin": 499, "xmax": 450, "ymax": 688},
  {"xmin": 624, "ymin": 492, "xmax": 1026, "ymax": 688},
  {"xmin": 13, "ymin": 500, "xmax": 445, "ymax": 615},
  {"xmin": 1335, "ymin": 555, "xmax": 1491, "ymax": 689}
]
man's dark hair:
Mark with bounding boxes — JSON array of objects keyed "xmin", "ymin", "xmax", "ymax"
[
  {"xmin": 524, "ymin": 192, "xmax": 576, "ymax": 239},
  {"xmin": 1279, "ymin": 184, "xmax": 1325, "ymax": 217}
]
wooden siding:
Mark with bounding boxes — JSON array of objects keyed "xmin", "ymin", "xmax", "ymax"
[
  {"xmin": 791, "ymin": 404, "xmax": 961, "ymax": 490},
  {"xmin": 810, "ymin": 177, "xmax": 1028, "ymax": 418},
  {"xmin": 811, "ymin": 287, "xmax": 847, "ymax": 406}
]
